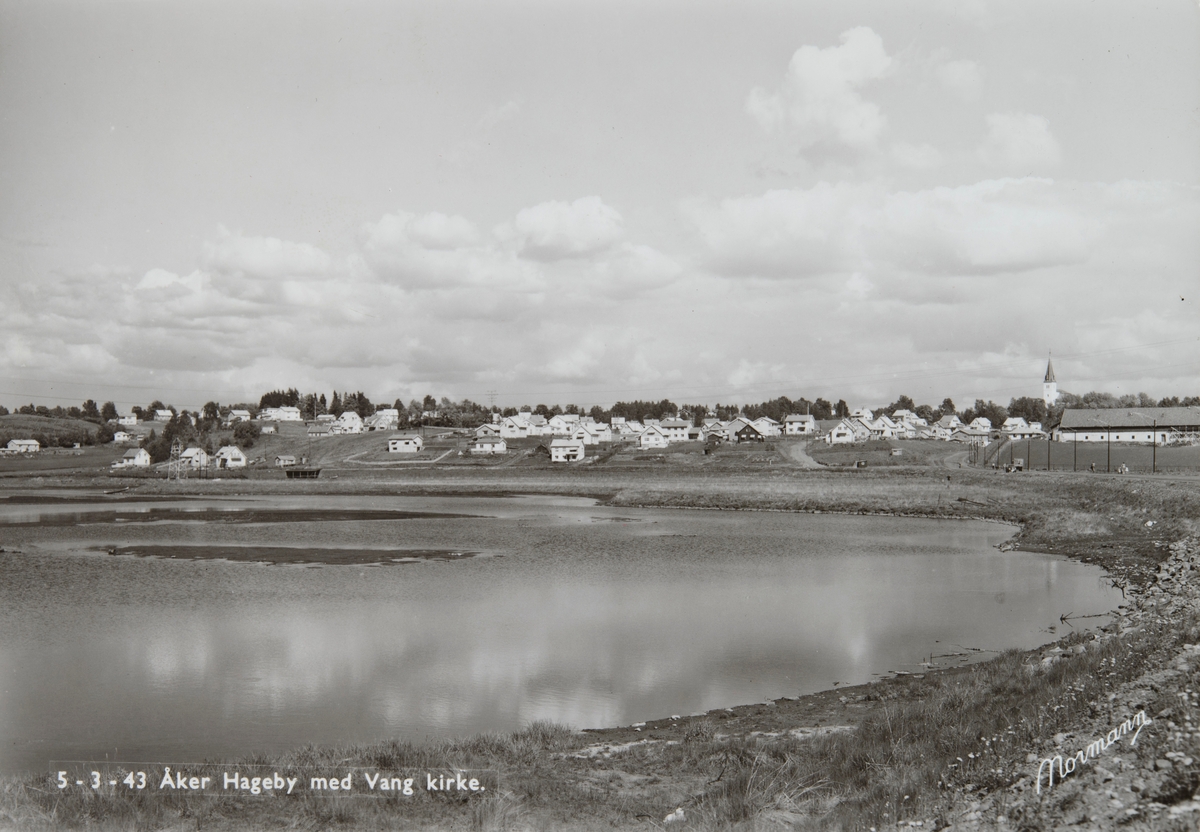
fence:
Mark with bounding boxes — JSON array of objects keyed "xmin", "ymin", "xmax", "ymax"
[{"xmin": 972, "ymin": 438, "xmax": 1200, "ymax": 473}]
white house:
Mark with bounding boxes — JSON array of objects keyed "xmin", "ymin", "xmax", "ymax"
[
  {"xmin": 499, "ymin": 416, "xmax": 531, "ymax": 440},
  {"xmin": 638, "ymin": 425, "xmax": 669, "ymax": 449},
  {"xmin": 215, "ymin": 446, "xmax": 247, "ymax": 468},
  {"xmin": 112, "ymin": 431, "xmax": 132, "ymax": 443},
  {"xmin": 153, "ymin": 409, "xmax": 173, "ymax": 422},
  {"xmin": 364, "ymin": 408, "xmax": 400, "ymax": 430},
  {"xmin": 5, "ymin": 439, "xmax": 40, "ymax": 453},
  {"xmin": 332, "ymin": 411, "xmax": 364, "ymax": 434},
  {"xmin": 851, "ymin": 408, "xmax": 874, "ymax": 420},
  {"xmin": 526, "ymin": 414, "xmax": 550, "ymax": 436},
  {"xmin": 113, "ymin": 447, "xmax": 151, "ymax": 468},
  {"xmin": 388, "ymin": 435, "xmax": 424, "ymax": 453},
  {"xmin": 274, "ymin": 455, "xmax": 297, "ymax": 467},
  {"xmin": 225, "ymin": 409, "xmax": 252, "ymax": 425},
  {"xmin": 751, "ymin": 416, "xmax": 782, "ymax": 437},
  {"xmin": 783, "ymin": 414, "xmax": 815, "ymax": 435},
  {"xmin": 259, "ymin": 406, "xmax": 302, "ymax": 422},
  {"xmin": 180, "ymin": 447, "xmax": 209, "ymax": 468},
  {"xmin": 550, "ymin": 438, "xmax": 585, "ymax": 462},
  {"xmin": 936, "ymin": 414, "xmax": 963, "ymax": 432},
  {"xmin": 471, "ymin": 437, "xmax": 507, "ymax": 455},
  {"xmin": 825, "ymin": 422, "xmax": 857, "ymax": 445},
  {"xmin": 117, "ymin": 414, "xmax": 138, "ymax": 427},
  {"xmin": 475, "ymin": 422, "xmax": 501, "ymax": 438},
  {"xmin": 658, "ymin": 418, "xmax": 691, "ymax": 442},
  {"xmin": 547, "ymin": 414, "xmax": 581, "ymax": 435},
  {"xmin": 969, "ymin": 417, "xmax": 992, "ymax": 431},
  {"xmin": 572, "ymin": 423, "xmax": 613, "ymax": 445}
]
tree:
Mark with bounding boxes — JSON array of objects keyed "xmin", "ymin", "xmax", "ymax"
[
  {"xmin": 937, "ymin": 398, "xmax": 956, "ymax": 419},
  {"xmin": 233, "ymin": 420, "xmax": 261, "ymax": 448},
  {"xmin": 884, "ymin": 395, "xmax": 916, "ymax": 416},
  {"xmin": 96, "ymin": 423, "xmax": 115, "ymax": 444},
  {"xmin": 0, "ymin": 405, "xmax": 8, "ymax": 416},
  {"xmin": 1006, "ymin": 397, "xmax": 1044, "ymax": 424},
  {"xmin": 810, "ymin": 399, "xmax": 832, "ymax": 420},
  {"xmin": 835, "ymin": 400, "xmax": 850, "ymax": 418},
  {"xmin": 101, "ymin": 401, "xmax": 118, "ymax": 422},
  {"xmin": 80, "ymin": 399, "xmax": 100, "ymax": 422},
  {"xmin": 330, "ymin": 391, "xmax": 343, "ymax": 416}
]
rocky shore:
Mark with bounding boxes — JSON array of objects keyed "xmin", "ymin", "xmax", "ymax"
[{"xmin": 942, "ymin": 537, "xmax": 1200, "ymax": 831}]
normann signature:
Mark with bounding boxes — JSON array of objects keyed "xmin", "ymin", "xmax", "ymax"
[{"xmin": 1036, "ymin": 710, "xmax": 1151, "ymax": 794}]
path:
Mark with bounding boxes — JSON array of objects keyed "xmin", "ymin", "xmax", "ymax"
[{"xmin": 784, "ymin": 442, "xmax": 823, "ymax": 469}]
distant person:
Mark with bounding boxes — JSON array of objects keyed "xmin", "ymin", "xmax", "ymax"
[{"xmin": 1090, "ymin": 462, "xmax": 1096, "ymax": 472}]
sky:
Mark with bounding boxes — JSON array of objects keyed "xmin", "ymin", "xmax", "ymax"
[{"xmin": 1, "ymin": 0, "xmax": 1197, "ymax": 413}]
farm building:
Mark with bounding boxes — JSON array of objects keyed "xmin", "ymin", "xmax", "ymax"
[
  {"xmin": 275, "ymin": 455, "xmax": 297, "ymax": 467},
  {"xmin": 1055, "ymin": 407, "xmax": 1200, "ymax": 444},
  {"xmin": 180, "ymin": 448, "xmax": 209, "ymax": 468}
]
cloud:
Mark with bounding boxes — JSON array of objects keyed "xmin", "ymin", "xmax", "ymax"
[
  {"xmin": 890, "ymin": 142, "xmax": 944, "ymax": 170},
  {"xmin": 499, "ymin": 196, "xmax": 625, "ymax": 260},
  {"xmin": 935, "ymin": 58, "xmax": 982, "ymax": 101},
  {"xmin": 746, "ymin": 27, "xmax": 892, "ymax": 152},
  {"xmin": 977, "ymin": 112, "xmax": 1062, "ymax": 172},
  {"xmin": 202, "ymin": 227, "xmax": 333, "ymax": 278}
]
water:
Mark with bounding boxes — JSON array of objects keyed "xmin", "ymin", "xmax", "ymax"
[{"xmin": 0, "ymin": 492, "xmax": 1120, "ymax": 773}]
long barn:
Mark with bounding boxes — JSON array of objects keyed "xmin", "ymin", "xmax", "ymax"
[{"xmin": 1055, "ymin": 407, "xmax": 1200, "ymax": 444}]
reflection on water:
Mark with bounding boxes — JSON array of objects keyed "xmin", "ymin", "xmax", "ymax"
[{"xmin": 0, "ymin": 494, "xmax": 1120, "ymax": 773}]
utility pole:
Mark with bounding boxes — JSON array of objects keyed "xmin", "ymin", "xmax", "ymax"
[
  {"xmin": 1073, "ymin": 430, "xmax": 1077, "ymax": 472},
  {"xmin": 1152, "ymin": 419, "xmax": 1157, "ymax": 474},
  {"xmin": 1106, "ymin": 425, "xmax": 1111, "ymax": 473}
]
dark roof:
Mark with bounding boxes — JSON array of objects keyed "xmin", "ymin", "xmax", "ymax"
[
  {"xmin": 1058, "ymin": 407, "xmax": 1200, "ymax": 430},
  {"xmin": 1045, "ymin": 356, "xmax": 1056, "ymax": 383}
]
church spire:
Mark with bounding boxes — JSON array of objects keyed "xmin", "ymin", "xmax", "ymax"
[{"xmin": 1044, "ymin": 354, "xmax": 1056, "ymax": 383}]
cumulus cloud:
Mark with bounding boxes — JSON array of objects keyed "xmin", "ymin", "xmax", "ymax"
[
  {"xmin": 499, "ymin": 196, "xmax": 625, "ymax": 260},
  {"xmin": 202, "ymin": 227, "xmax": 333, "ymax": 278},
  {"xmin": 691, "ymin": 178, "xmax": 1121, "ymax": 280},
  {"xmin": 977, "ymin": 112, "xmax": 1062, "ymax": 172},
  {"xmin": 746, "ymin": 27, "xmax": 892, "ymax": 152},
  {"xmin": 890, "ymin": 142, "xmax": 944, "ymax": 170}
]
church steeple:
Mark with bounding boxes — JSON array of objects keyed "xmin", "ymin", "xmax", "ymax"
[{"xmin": 1042, "ymin": 353, "xmax": 1059, "ymax": 405}]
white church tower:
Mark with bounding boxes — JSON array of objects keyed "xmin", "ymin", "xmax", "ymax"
[{"xmin": 1043, "ymin": 354, "xmax": 1059, "ymax": 406}]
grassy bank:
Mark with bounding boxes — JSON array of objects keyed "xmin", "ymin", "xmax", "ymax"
[{"xmin": 2, "ymin": 462, "xmax": 1199, "ymax": 829}]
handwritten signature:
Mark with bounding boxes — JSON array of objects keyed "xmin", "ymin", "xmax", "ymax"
[{"xmin": 1036, "ymin": 710, "xmax": 1151, "ymax": 794}]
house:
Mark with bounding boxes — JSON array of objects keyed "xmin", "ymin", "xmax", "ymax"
[
  {"xmin": 117, "ymin": 415, "xmax": 138, "ymax": 427},
  {"xmin": 214, "ymin": 446, "xmax": 247, "ymax": 468},
  {"xmin": 1055, "ymin": 406, "xmax": 1200, "ymax": 444},
  {"xmin": 364, "ymin": 409, "xmax": 399, "ymax": 430},
  {"xmin": 825, "ymin": 422, "xmax": 857, "ymax": 445},
  {"xmin": 225, "ymin": 409, "xmax": 252, "ymax": 425},
  {"xmin": 475, "ymin": 423, "xmax": 501, "ymax": 438},
  {"xmin": 659, "ymin": 418, "xmax": 691, "ymax": 442},
  {"xmin": 969, "ymin": 417, "xmax": 992, "ymax": 432},
  {"xmin": 471, "ymin": 437, "xmax": 507, "ymax": 455},
  {"xmin": 388, "ymin": 435, "xmax": 424, "ymax": 453},
  {"xmin": 751, "ymin": 417, "xmax": 781, "ymax": 437},
  {"xmin": 500, "ymin": 416, "xmax": 531, "ymax": 440},
  {"xmin": 868, "ymin": 414, "xmax": 898, "ymax": 440},
  {"xmin": 687, "ymin": 426, "xmax": 705, "ymax": 442},
  {"xmin": 112, "ymin": 431, "xmax": 132, "ymax": 443},
  {"xmin": 260, "ymin": 406, "xmax": 303, "ymax": 422},
  {"xmin": 260, "ymin": 425, "xmax": 276, "ymax": 434},
  {"xmin": 5, "ymin": 439, "xmax": 40, "ymax": 453},
  {"xmin": 113, "ymin": 447, "xmax": 151, "ymax": 468},
  {"xmin": 735, "ymin": 422, "xmax": 766, "ymax": 443},
  {"xmin": 638, "ymin": 425, "xmax": 669, "ymax": 449},
  {"xmin": 572, "ymin": 424, "xmax": 611, "ymax": 445},
  {"xmin": 180, "ymin": 447, "xmax": 209, "ymax": 468},
  {"xmin": 783, "ymin": 414, "xmax": 815, "ymax": 435},
  {"xmin": 851, "ymin": 408, "xmax": 874, "ymax": 420},
  {"xmin": 332, "ymin": 411, "xmax": 363, "ymax": 434},
  {"xmin": 306, "ymin": 423, "xmax": 330, "ymax": 438},
  {"xmin": 274, "ymin": 455, "xmax": 297, "ymax": 467},
  {"xmin": 316, "ymin": 413, "xmax": 336, "ymax": 423},
  {"xmin": 951, "ymin": 428, "xmax": 990, "ymax": 444},
  {"xmin": 547, "ymin": 414, "xmax": 581, "ymax": 435},
  {"xmin": 153, "ymin": 409, "xmax": 174, "ymax": 422},
  {"xmin": 550, "ymin": 438, "xmax": 585, "ymax": 462},
  {"xmin": 526, "ymin": 414, "xmax": 550, "ymax": 436},
  {"xmin": 936, "ymin": 414, "xmax": 963, "ymax": 431}
]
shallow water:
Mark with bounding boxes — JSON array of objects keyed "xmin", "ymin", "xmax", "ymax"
[{"xmin": 0, "ymin": 492, "xmax": 1120, "ymax": 773}]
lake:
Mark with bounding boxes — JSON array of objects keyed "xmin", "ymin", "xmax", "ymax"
[{"xmin": 0, "ymin": 492, "xmax": 1120, "ymax": 773}]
